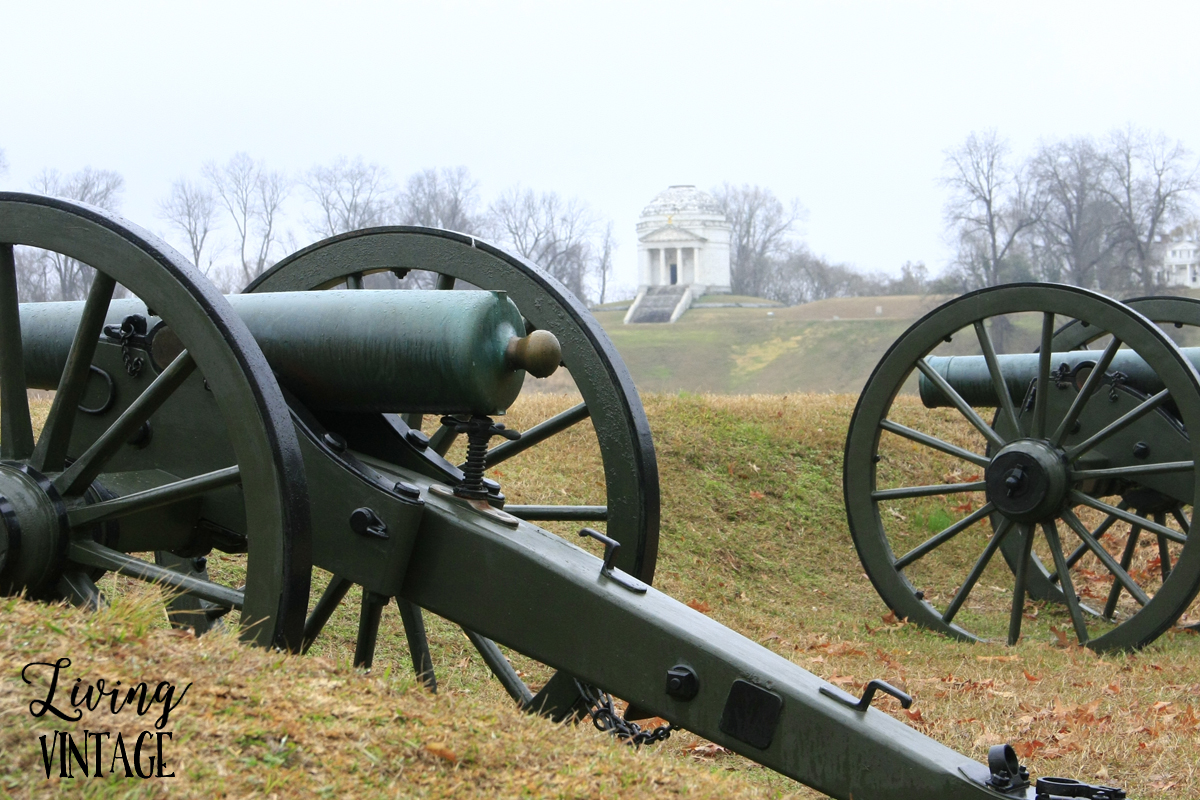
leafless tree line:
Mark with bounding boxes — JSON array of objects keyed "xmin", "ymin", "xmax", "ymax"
[
  {"xmin": 940, "ymin": 127, "xmax": 1200, "ymax": 296},
  {"xmin": 712, "ymin": 183, "xmax": 921, "ymax": 305},
  {"xmin": 0, "ymin": 152, "xmax": 619, "ymax": 304}
]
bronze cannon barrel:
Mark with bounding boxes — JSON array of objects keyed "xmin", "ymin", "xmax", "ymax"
[
  {"xmin": 918, "ymin": 348, "xmax": 1200, "ymax": 408},
  {"xmin": 19, "ymin": 290, "xmax": 560, "ymax": 415}
]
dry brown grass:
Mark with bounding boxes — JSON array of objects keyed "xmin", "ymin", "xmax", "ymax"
[
  {"xmin": 0, "ymin": 587, "xmax": 767, "ymax": 799},
  {"xmin": 3, "ymin": 392, "xmax": 1199, "ymax": 798}
]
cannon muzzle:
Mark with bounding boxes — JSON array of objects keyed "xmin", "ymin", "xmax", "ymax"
[
  {"xmin": 918, "ymin": 348, "xmax": 1200, "ymax": 408},
  {"xmin": 19, "ymin": 290, "xmax": 560, "ymax": 415}
]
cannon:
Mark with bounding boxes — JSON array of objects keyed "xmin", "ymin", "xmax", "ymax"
[
  {"xmin": 845, "ymin": 284, "xmax": 1200, "ymax": 653},
  {"xmin": 0, "ymin": 194, "xmax": 1122, "ymax": 800}
]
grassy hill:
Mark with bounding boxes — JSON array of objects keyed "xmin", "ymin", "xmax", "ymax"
[
  {"xmin": 591, "ymin": 295, "xmax": 949, "ymax": 395},
  {"xmin": 3, "ymin": 393, "xmax": 1198, "ymax": 799}
]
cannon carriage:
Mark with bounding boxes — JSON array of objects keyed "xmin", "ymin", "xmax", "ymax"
[{"xmin": 0, "ymin": 193, "xmax": 1125, "ymax": 800}]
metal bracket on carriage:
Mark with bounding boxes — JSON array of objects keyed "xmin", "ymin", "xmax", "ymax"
[
  {"xmin": 819, "ymin": 678, "xmax": 912, "ymax": 712},
  {"xmin": 578, "ymin": 527, "xmax": 649, "ymax": 594}
]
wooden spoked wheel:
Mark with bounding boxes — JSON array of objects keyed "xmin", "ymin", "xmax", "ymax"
[
  {"xmin": 844, "ymin": 284, "xmax": 1200, "ymax": 651},
  {"xmin": 0, "ymin": 193, "xmax": 310, "ymax": 649},
  {"xmin": 245, "ymin": 226, "xmax": 658, "ymax": 709}
]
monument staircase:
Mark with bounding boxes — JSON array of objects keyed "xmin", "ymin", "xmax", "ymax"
[{"xmin": 623, "ymin": 285, "xmax": 692, "ymax": 324}]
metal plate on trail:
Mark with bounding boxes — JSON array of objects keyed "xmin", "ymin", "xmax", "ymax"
[{"xmin": 719, "ymin": 679, "xmax": 783, "ymax": 750}]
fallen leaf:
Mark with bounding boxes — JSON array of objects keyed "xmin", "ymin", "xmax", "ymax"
[
  {"xmin": 881, "ymin": 610, "xmax": 905, "ymax": 625},
  {"xmin": 976, "ymin": 655, "xmax": 1019, "ymax": 662},
  {"xmin": 951, "ymin": 501, "xmax": 973, "ymax": 513},
  {"xmin": 904, "ymin": 708, "xmax": 924, "ymax": 722},
  {"xmin": 1012, "ymin": 740, "xmax": 1044, "ymax": 759},
  {"xmin": 425, "ymin": 742, "xmax": 457, "ymax": 763},
  {"xmin": 684, "ymin": 742, "xmax": 731, "ymax": 758},
  {"xmin": 687, "ymin": 599, "xmax": 712, "ymax": 614},
  {"xmin": 1023, "ymin": 670, "xmax": 1040, "ymax": 682},
  {"xmin": 1050, "ymin": 626, "xmax": 1070, "ymax": 647},
  {"xmin": 749, "ymin": 490, "xmax": 765, "ymax": 500}
]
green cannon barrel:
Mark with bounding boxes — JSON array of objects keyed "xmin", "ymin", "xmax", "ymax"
[
  {"xmin": 19, "ymin": 290, "xmax": 560, "ymax": 415},
  {"xmin": 918, "ymin": 348, "xmax": 1200, "ymax": 408}
]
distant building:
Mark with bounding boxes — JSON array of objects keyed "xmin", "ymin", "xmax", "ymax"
[
  {"xmin": 1160, "ymin": 240, "xmax": 1200, "ymax": 288},
  {"xmin": 624, "ymin": 185, "xmax": 731, "ymax": 324}
]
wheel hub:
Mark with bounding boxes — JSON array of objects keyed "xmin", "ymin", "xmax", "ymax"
[
  {"xmin": 985, "ymin": 441, "xmax": 1068, "ymax": 522},
  {"xmin": 0, "ymin": 462, "xmax": 71, "ymax": 596}
]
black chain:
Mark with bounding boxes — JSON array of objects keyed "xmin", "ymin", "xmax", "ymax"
[
  {"xmin": 103, "ymin": 315, "xmax": 145, "ymax": 377},
  {"xmin": 575, "ymin": 681, "xmax": 673, "ymax": 747}
]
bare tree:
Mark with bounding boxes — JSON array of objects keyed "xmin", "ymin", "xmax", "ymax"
[
  {"xmin": 397, "ymin": 166, "xmax": 481, "ymax": 233},
  {"xmin": 304, "ymin": 156, "xmax": 393, "ymax": 238},
  {"xmin": 1031, "ymin": 137, "xmax": 1122, "ymax": 291},
  {"xmin": 711, "ymin": 183, "xmax": 805, "ymax": 298},
  {"xmin": 0, "ymin": 149, "xmax": 8, "ymax": 180},
  {"xmin": 594, "ymin": 221, "xmax": 616, "ymax": 304},
  {"xmin": 1100, "ymin": 126, "xmax": 1198, "ymax": 294},
  {"xmin": 158, "ymin": 179, "xmax": 219, "ymax": 274},
  {"xmin": 202, "ymin": 153, "xmax": 290, "ymax": 286},
  {"xmin": 942, "ymin": 130, "xmax": 1043, "ymax": 288},
  {"xmin": 26, "ymin": 167, "xmax": 124, "ymax": 300},
  {"xmin": 487, "ymin": 186, "xmax": 597, "ymax": 301}
]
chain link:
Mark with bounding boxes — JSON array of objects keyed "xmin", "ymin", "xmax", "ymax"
[{"xmin": 575, "ymin": 681, "xmax": 673, "ymax": 747}]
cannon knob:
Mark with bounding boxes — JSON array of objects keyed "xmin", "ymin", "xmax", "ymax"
[{"xmin": 506, "ymin": 330, "xmax": 562, "ymax": 379}]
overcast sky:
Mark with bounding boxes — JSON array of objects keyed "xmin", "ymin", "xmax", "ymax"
[{"xmin": 3, "ymin": 1, "xmax": 1199, "ymax": 290}]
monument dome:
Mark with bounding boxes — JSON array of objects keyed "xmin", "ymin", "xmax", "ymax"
[{"xmin": 624, "ymin": 185, "xmax": 732, "ymax": 323}]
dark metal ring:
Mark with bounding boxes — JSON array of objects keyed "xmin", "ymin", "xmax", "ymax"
[{"xmin": 77, "ymin": 365, "xmax": 116, "ymax": 415}]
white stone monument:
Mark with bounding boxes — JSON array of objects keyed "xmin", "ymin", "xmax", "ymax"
[{"xmin": 624, "ymin": 185, "xmax": 731, "ymax": 323}]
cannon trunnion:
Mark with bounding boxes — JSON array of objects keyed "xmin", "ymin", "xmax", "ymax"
[{"xmin": 0, "ymin": 194, "xmax": 1120, "ymax": 800}]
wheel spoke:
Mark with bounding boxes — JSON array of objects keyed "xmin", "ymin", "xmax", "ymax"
[
  {"xmin": 1171, "ymin": 506, "xmax": 1191, "ymax": 533},
  {"xmin": 975, "ymin": 320, "xmax": 1022, "ymax": 437},
  {"xmin": 68, "ymin": 538, "xmax": 244, "ymax": 608},
  {"xmin": 916, "ymin": 358, "xmax": 1006, "ymax": 450},
  {"xmin": 346, "ymin": 272, "xmax": 364, "ymax": 290},
  {"xmin": 871, "ymin": 481, "xmax": 985, "ymax": 501},
  {"xmin": 1102, "ymin": 515, "xmax": 1144, "ymax": 619},
  {"xmin": 1061, "ymin": 506, "xmax": 1151, "ymax": 606},
  {"xmin": 1051, "ymin": 337, "xmax": 1122, "ymax": 446},
  {"xmin": 1064, "ymin": 390, "xmax": 1170, "ymax": 462},
  {"xmin": 428, "ymin": 423, "xmax": 458, "ymax": 457},
  {"xmin": 55, "ymin": 351, "xmax": 196, "ymax": 496},
  {"xmin": 464, "ymin": 628, "xmax": 534, "ymax": 707},
  {"xmin": 1031, "ymin": 312, "xmax": 1055, "ymax": 439},
  {"xmin": 894, "ymin": 503, "xmax": 995, "ymax": 569},
  {"xmin": 1008, "ymin": 523, "xmax": 1035, "ymax": 645},
  {"xmin": 31, "ymin": 271, "xmax": 117, "ymax": 472},
  {"xmin": 1154, "ymin": 511, "xmax": 1173, "ymax": 582},
  {"xmin": 484, "ymin": 403, "xmax": 590, "ymax": 468},
  {"xmin": 435, "ymin": 274, "xmax": 456, "ymax": 291},
  {"xmin": 395, "ymin": 598, "xmax": 437, "ymax": 691},
  {"xmin": 67, "ymin": 466, "xmax": 240, "ymax": 527},
  {"xmin": 302, "ymin": 574, "xmax": 353, "ymax": 653},
  {"xmin": 505, "ymin": 505, "xmax": 608, "ymax": 521},
  {"xmin": 1069, "ymin": 491, "xmax": 1186, "ymax": 544},
  {"xmin": 1052, "ymin": 502, "xmax": 1127, "ymax": 581},
  {"xmin": 1043, "ymin": 520, "xmax": 1089, "ymax": 645},
  {"xmin": 0, "ymin": 244, "xmax": 34, "ymax": 460},
  {"xmin": 57, "ymin": 568, "xmax": 103, "ymax": 611},
  {"xmin": 879, "ymin": 419, "xmax": 989, "ymax": 468},
  {"xmin": 354, "ymin": 590, "xmax": 388, "ymax": 669},
  {"xmin": 942, "ymin": 516, "xmax": 1013, "ymax": 625},
  {"xmin": 1071, "ymin": 461, "xmax": 1194, "ymax": 481}
]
